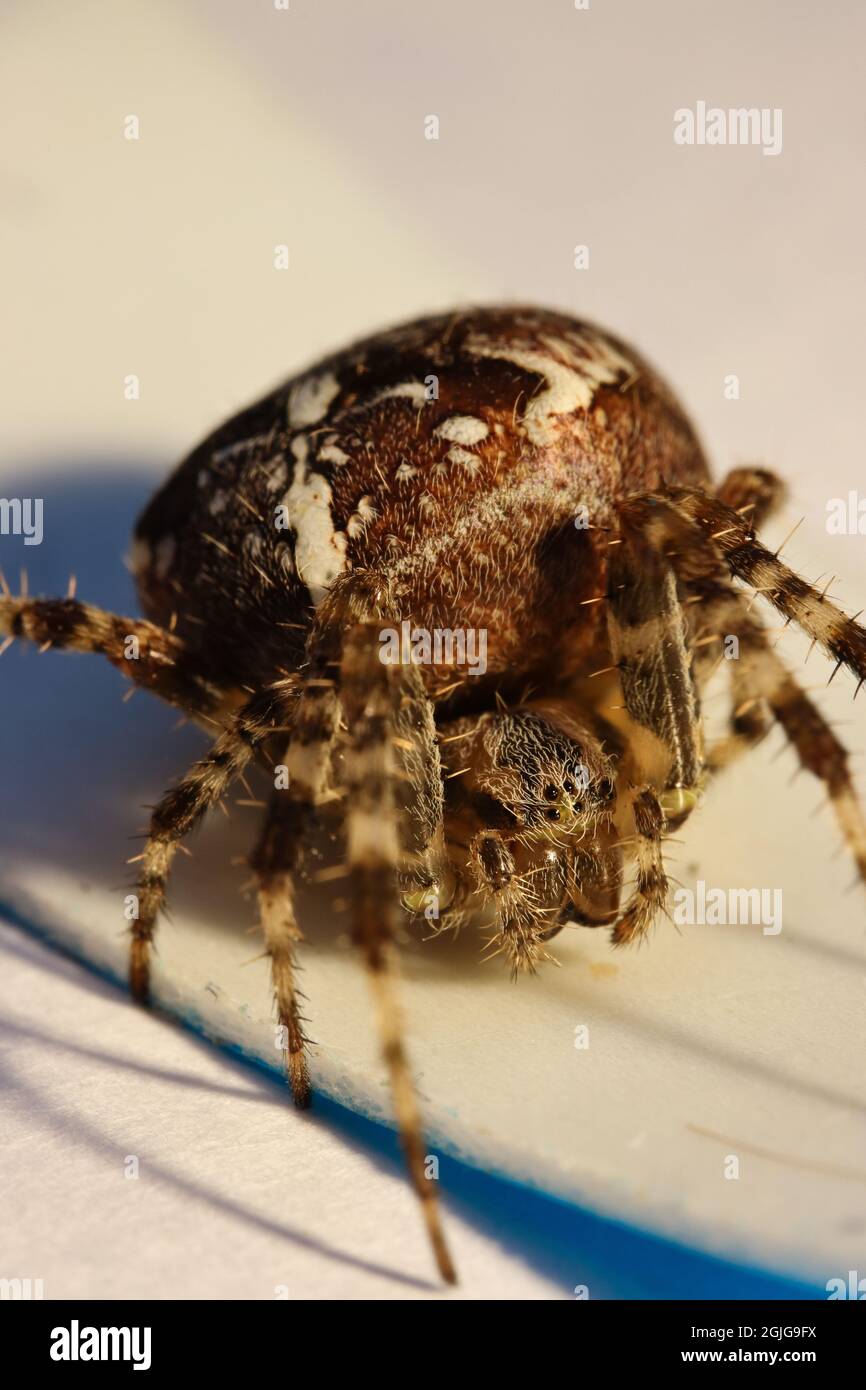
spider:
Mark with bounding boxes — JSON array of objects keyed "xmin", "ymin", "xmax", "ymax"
[{"xmin": 3, "ymin": 305, "xmax": 865, "ymax": 1286}]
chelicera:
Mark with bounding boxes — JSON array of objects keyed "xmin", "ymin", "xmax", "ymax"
[{"xmin": 4, "ymin": 305, "xmax": 866, "ymax": 1284}]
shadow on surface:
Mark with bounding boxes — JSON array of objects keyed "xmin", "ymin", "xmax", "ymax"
[{"xmin": 0, "ymin": 906, "xmax": 826, "ymax": 1302}]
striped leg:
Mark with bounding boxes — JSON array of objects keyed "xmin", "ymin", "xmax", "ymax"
[
  {"xmin": 248, "ymin": 655, "xmax": 342, "ymax": 1107},
  {"xmin": 603, "ymin": 487, "xmax": 780, "ymax": 944},
  {"xmin": 764, "ymin": 661, "xmax": 866, "ymax": 885},
  {"xmin": 481, "ymin": 853, "xmax": 558, "ymax": 976},
  {"xmin": 250, "ymin": 785, "xmax": 312, "ymax": 1108},
  {"xmin": 697, "ymin": 582, "xmax": 866, "ymax": 886},
  {"xmin": 252, "ymin": 578, "xmax": 443, "ymax": 1113},
  {"xmin": 606, "ymin": 519, "xmax": 704, "ymax": 814},
  {"xmin": 662, "ymin": 488, "xmax": 866, "ymax": 690},
  {"xmin": 390, "ymin": 661, "xmax": 446, "ymax": 901},
  {"xmin": 0, "ymin": 591, "xmax": 220, "ymax": 716},
  {"xmin": 688, "ymin": 580, "xmax": 773, "ymax": 776},
  {"xmin": 606, "ymin": 482, "xmax": 866, "ymax": 928},
  {"xmin": 130, "ymin": 688, "xmax": 283, "ymax": 1001},
  {"xmin": 340, "ymin": 620, "xmax": 456, "ymax": 1285},
  {"xmin": 704, "ymin": 668, "xmax": 771, "ymax": 775},
  {"xmin": 610, "ymin": 785, "xmax": 668, "ymax": 947},
  {"xmin": 595, "ymin": 520, "xmax": 708, "ymax": 945},
  {"xmin": 691, "ymin": 467, "xmax": 785, "ymax": 770},
  {"xmin": 318, "ymin": 571, "xmax": 446, "ymax": 898},
  {"xmin": 639, "ymin": 489, "xmax": 866, "ymax": 887},
  {"xmin": 716, "ymin": 466, "xmax": 786, "ymax": 528}
]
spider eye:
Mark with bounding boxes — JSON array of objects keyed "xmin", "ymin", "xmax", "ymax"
[
  {"xmin": 545, "ymin": 807, "xmax": 561, "ymax": 822},
  {"xmin": 598, "ymin": 777, "xmax": 615, "ymax": 801},
  {"xmin": 563, "ymin": 779, "xmax": 575, "ymax": 794},
  {"xmin": 543, "ymin": 783, "xmax": 558, "ymax": 801}
]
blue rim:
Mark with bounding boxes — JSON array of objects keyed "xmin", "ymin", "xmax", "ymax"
[{"xmin": 0, "ymin": 892, "xmax": 826, "ymax": 1300}]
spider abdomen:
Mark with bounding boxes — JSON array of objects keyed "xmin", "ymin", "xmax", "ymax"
[{"xmin": 133, "ymin": 306, "xmax": 710, "ymax": 695}]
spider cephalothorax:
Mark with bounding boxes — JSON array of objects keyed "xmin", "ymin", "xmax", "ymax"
[
  {"xmin": 465, "ymin": 707, "xmax": 616, "ymax": 835},
  {"xmin": 3, "ymin": 304, "xmax": 866, "ymax": 1285}
]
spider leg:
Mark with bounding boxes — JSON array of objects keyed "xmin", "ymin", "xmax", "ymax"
[
  {"xmin": 689, "ymin": 469, "xmax": 783, "ymax": 770},
  {"xmin": 130, "ymin": 687, "xmax": 283, "ymax": 1000},
  {"xmin": 249, "ymin": 782, "xmax": 312, "ymax": 1108},
  {"xmin": 606, "ymin": 515, "xmax": 703, "ymax": 798},
  {"xmin": 689, "ymin": 578, "xmax": 773, "ymax": 775},
  {"xmin": 247, "ymin": 634, "xmax": 343, "ymax": 1108},
  {"xmin": 704, "ymin": 681, "xmax": 771, "ymax": 775},
  {"xmin": 471, "ymin": 833, "xmax": 622, "ymax": 958},
  {"xmin": 617, "ymin": 493, "xmax": 866, "ymax": 886},
  {"xmin": 256, "ymin": 573, "xmax": 445, "ymax": 1147},
  {"xmin": 391, "ymin": 665, "xmax": 446, "ymax": 900},
  {"xmin": 340, "ymin": 618, "xmax": 456, "ymax": 1285},
  {"xmin": 601, "ymin": 511, "xmax": 709, "ymax": 943},
  {"xmin": 471, "ymin": 829, "xmax": 515, "ymax": 893},
  {"xmin": 646, "ymin": 487, "xmax": 866, "ymax": 690},
  {"xmin": 694, "ymin": 580, "xmax": 866, "ymax": 885},
  {"xmin": 715, "ymin": 466, "xmax": 786, "ymax": 528},
  {"xmin": 470, "ymin": 831, "xmax": 552, "ymax": 973},
  {"xmin": 610, "ymin": 785, "xmax": 668, "ymax": 947},
  {"xmin": 325, "ymin": 575, "xmax": 446, "ymax": 895},
  {"xmin": 743, "ymin": 636, "xmax": 866, "ymax": 885},
  {"xmin": 0, "ymin": 593, "xmax": 221, "ymax": 717}
]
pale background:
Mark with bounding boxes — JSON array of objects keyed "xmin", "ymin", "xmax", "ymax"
[{"xmin": 1, "ymin": 0, "xmax": 865, "ymax": 1300}]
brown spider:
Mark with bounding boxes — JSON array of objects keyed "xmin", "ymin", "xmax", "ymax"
[{"xmin": 3, "ymin": 305, "xmax": 865, "ymax": 1285}]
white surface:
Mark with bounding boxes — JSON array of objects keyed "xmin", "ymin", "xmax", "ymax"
[
  {"xmin": 1, "ymin": 603, "xmax": 865, "ymax": 1294},
  {"xmin": 2, "ymin": 0, "xmax": 866, "ymax": 1299},
  {"xmin": 0, "ymin": 922, "xmax": 562, "ymax": 1300}
]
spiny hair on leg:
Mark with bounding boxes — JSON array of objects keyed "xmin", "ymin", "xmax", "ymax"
[
  {"xmin": 340, "ymin": 618, "xmax": 456, "ymax": 1284},
  {"xmin": 610, "ymin": 786, "xmax": 669, "ymax": 948},
  {"xmin": 662, "ymin": 487, "xmax": 866, "ymax": 691},
  {"xmin": 129, "ymin": 687, "xmax": 287, "ymax": 1000},
  {"xmin": 0, "ymin": 592, "xmax": 222, "ymax": 714}
]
